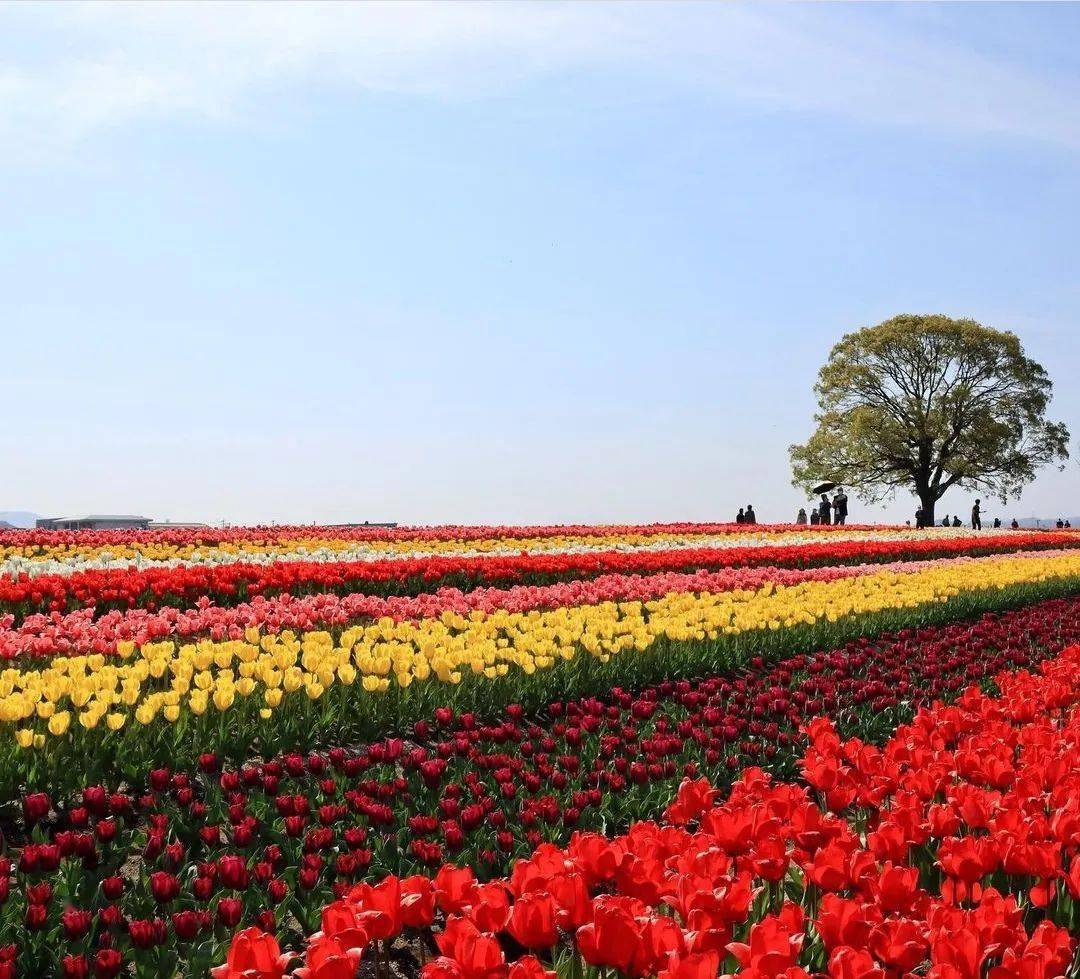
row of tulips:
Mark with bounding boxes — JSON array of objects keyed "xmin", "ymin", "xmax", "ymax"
[
  {"xmin": 0, "ymin": 530, "xmax": 932, "ymax": 580},
  {"xmin": 0, "ymin": 523, "xmax": 887, "ymax": 557},
  {"xmin": 3, "ymin": 532, "xmax": 1075, "ymax": 624},
  {"xmin": 1, "ymin": 550, "xmax": 1057, "ymax": 661},
  {"xmin": 1, "ymin": 596, "xmax": 1079, "ymax": 975},
  {"xmin": 218, "ymin": 641, "xmax": 1080, "ymax": 979},
  {"xmin": 4, "ymin": 557, "xmax": 1080, "ymax": 798}
]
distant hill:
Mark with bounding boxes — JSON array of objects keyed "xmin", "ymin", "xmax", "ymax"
[
  {"xmin": 1014, "ymin": 517, "xmax": 1079, "ymax": 529},
  {"xmin": 0, "ymin": 511, "xmax": 37, "ymax": 528}
]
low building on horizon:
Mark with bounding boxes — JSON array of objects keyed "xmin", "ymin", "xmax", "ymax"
[
  {"xmin": 147, "ymin": 521, "xmax": 210, "ymax": 529},
  {"xmin": 36, "ymin": 515, "xmax": 153, "ymax": 531},
  {"xmin": 327, "ymin": 521, "xmax": 398, "ymax": 528}
]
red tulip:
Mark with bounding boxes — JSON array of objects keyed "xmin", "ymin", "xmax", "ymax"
[
  {"xmin": 149, "ymin": 871, "xmax": 180, "ymax": 904},
  {"xmin": 300, "ymin": 936, "xmax": 363, "ymax": 979},
  {"xmin": 23, "ymin": 792, "xmax": 50, "ymax": 826},
  {"xmin": 507, "ymin": 892, "xmax": 557, "ymax": 949},
  {"xmin": 507, "ymin": 956, "xmax": 556, "ymax": 979},
  {"xmin": 658, "ymin": 950, "xmax": 722, "ymax": 979},
  {"xmin": 212, "ymin": 927, "xmax": 293, "ymax": 979},
  {"xmin": 828, "ymin": 946, "xmax": 885, "ymax": 979},
  {"xmin": 62, "ymin": 954, "xmax": 90, "ymax": 979},
  {"xmin": 577, "ymin": 897, "xmax": 650, "ymax": 977},
  {"xmin": 217, "ymin": 898, "xmax": 244, "ymax": 928},
  {"xmin": 343, "ymin": 876, "xmax": 402, "ymax": 940},
  {"xmin": 870, "ymin": 918, "xmax": 929, "ymax": 973},
  {"xmin": 93, "ymin": 949, "xmax": 124, "ymax": 979},
  {"xmin": 172, "ymin": 909, "xmax": 203, "ymax": 941},
  {"xmin": 401, "ymin": 875, "xmax": 437, "ymax": 928},
  {"xmin": 218, "ymin": 855, "xmax": 250, "ymax": 890},
  {"xmin": 436, "ymin": 917, "xmax": 506, "ymax": 979},
  {"xmin": 61, "ymin": 907, "xmax": 93, "ymax": 940}
]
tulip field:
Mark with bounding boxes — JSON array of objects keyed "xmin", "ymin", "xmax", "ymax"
[{"xmin": 1, "ymin": 524, "xmax": 1080, "ymax": 979}]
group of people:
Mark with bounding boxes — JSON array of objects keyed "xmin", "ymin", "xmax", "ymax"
[
  {"xmin": 907, "ymin": 498, "xmax": 1073, "ymax": 531},
  {"xmin": 933, "ymin": 513, "xmax": 989, "ymax": 528},
  {"xmin": 915, "ymin": 498, "xmax": 985, "ymax": 530},
  {"xmin": 738, "ymin": 493, "xmax": 1072, "ymax": 531},
  {"xmin": 795, "ymin": 488, "xmax": 848, "ymax": 526},
  {"xmin": 734, "ymin": 492, "xmax": 1071, "ymax": 529}
]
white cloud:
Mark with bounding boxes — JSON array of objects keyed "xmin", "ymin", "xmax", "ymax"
[{"xmin": 0, "ymin": 1, "xmax": 1078, "ymax": 152}]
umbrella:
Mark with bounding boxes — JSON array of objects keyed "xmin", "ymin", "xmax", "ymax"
[{"xmin": 812, "ymin": 481, "xmax": 838, "ymax": 495}]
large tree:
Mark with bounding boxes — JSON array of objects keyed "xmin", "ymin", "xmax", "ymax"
[{"xmin": 789, "ymin": 314, "xmax": 1070, "ymax": 525}]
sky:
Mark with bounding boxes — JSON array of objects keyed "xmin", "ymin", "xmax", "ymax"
[{"xmin": 1, "ymin": 1, "xmax": 1078, "ymax": 527}]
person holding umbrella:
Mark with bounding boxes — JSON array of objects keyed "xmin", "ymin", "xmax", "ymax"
[
  {"xmin": 811, "ymin": 481, "xmax": 836, "ymax": 527},
  {"xmin": 832, "ymin": 487, "xmax": 849, "ymax": 525}
]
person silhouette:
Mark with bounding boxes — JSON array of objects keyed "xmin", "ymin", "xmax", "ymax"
[
  {"xmin": 796, "ymin": 508, "xmax": 807, "ymax": 525},
  {"xmin": 818, "ymin": 494, "xmax": 832, "ymax": 526},
  {"xmin": 810, "ymin": 509, "xmax": 820, "ymax": 525},
  {"xmin": 832, "ymin": 488, "xmax": 848, "ymax": 526},
  {"xmin": 736, "ymin": 508, "xmax": 745, "ymax": 524},
  {"xmin": 971, "ymin": 499, "xmax": 981, "ymax": 531},
  {"xmin": 952, "ymin": 515, "xmax": 961, "ymax": 527},
  {"xmin": 941, "ymin": 515, "xmax": 950, "ymax": 527},
  {"xmin": 993, "ymin": 517, "xmax": 1001, "ymax": 529},
  {"xmin": 745, "ymin": 505, "xmax": 757, "ymax": 525},
  {"xmin": 1011, "ymin": 518, "xmax": 1019, "ymax": 529}
]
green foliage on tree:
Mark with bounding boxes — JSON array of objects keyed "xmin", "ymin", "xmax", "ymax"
[{"xmin": 789, "ymin": 314, "xmax": 1070, "ymax": 524}]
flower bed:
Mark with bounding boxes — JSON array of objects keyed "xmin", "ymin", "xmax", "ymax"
[
  {"xmin": 1, "ymin": 597, "xmax": 1079, "ymax": 977},
  {"xmin": 0, "ymin": 522, "xmax": 905, "ymax": 558},
  {"xmin": 225, "ymin": 641, "xmax": 1080, "ymax": 979},
  {"xmin": 0, "ymin": 549, "xmax": 1062, "ymax": 661},
  {"xmin": 0, "ymin": 528, "xmax": 950, "ymax": 580},
  {"xmin": 2, "ymin": 532, "xmax": 1074, "ymax": 623},
  {"xmin": 1, "ymin": 522, "xmax": 1079, "ymax": 978},
  {"xmin": 2, "ymin": 555, "xmax": 1080, "ymax": 802}
]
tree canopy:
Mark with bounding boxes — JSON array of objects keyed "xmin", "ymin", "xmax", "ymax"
[{"xmin": 789, "ymin": 314, "xmax": 1070, "ymax": 523}]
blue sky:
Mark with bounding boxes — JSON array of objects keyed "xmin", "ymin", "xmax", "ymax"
[{"xmin": 1, "ymin": 2, "xmax": 1078, "ymax": 525}]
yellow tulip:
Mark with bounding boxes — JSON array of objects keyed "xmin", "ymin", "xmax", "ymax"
[
  {"xmin": 47, "ymin": 711, "xmax": 71, "ymax": 736},
  {"xmin": 135, "ymin": 704, "xmax": 156, "ymax": 725},
  {"xmin": 283, "ymin": 668, "xmax": 303, "ymax": 693}
]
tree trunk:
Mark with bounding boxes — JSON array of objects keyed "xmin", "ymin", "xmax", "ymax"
[{"xmin": 918, "ymin": 491, "xmax": 936, "ymax": 527}]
